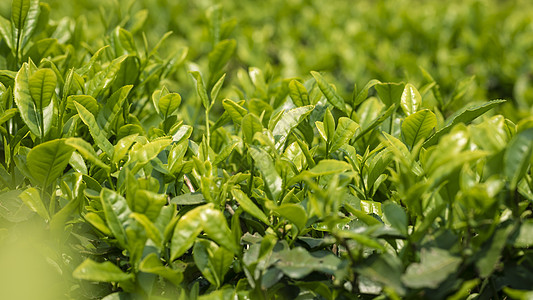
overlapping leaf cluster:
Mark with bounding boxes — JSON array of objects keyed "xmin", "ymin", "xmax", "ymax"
[{"xmin": 1, "ymin": 0, "xmax": 533, "ymax": 299}]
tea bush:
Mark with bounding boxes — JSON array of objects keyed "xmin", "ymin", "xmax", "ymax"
[{"xmin": 1, "ymin": 0, "xmax": 533, "ymax": 299}]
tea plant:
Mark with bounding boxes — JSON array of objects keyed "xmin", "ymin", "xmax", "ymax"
[{"xmin": 1, "ymin": 0, "xmax": 533, "ymax": 299}]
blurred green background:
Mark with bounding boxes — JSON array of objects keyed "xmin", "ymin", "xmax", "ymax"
[{"xmin": 2, "ymin": 0, "xmax": 533, "ymax": 120}]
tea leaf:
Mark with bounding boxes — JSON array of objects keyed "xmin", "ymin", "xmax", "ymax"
[
  {"xmin": 27, "ymin": 139, "xmax": 74, "ymax": 188},
  {"xmin": 401, "ymin": 109, "xmax": 437, "ymax": 149}
]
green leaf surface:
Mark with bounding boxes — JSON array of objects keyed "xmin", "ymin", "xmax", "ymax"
[
  {"xmin": 249, "ymin": 145, "xmax": 282, "ymax": 201},
  {"xmin": 100, "ymin": 188, "xmax": 131, "ymax": 248},
  {"xmin": 27, "ymin": 139, "xmax": 74, "ymax": 187},
  {"xmin": 190, "ymin": 71, "xmax": 210, "ymax": 110},
  {"xmin": 400, "ymin": 83, "xmax": 421, "ymax": 116},
  {"xmin": 19, "ymin": 187, "xmax": 49, "ymax": 221},
  {"xmin": 272, "ymin": 105, "xmax": 314, "ymax": 149},
  {"xmin": 375, "ymin": 82, "xmax": 405, "ymax": 107},
  {"xmin": 231, "ymin": 188, "xmax": 270, "ymax": 224},
  {"xmin": 330, "ymin": 117, "xmax": 359, "ymax": 152},
  {"xmin": 11, "ymin": 0, "xmax": 31, "ymax": 30},
  {"xmin": 383, "ymin": 201, "xmax": 408, "ymax": 236},
  {"xmin": 222, "ymin": 99, "xmax": 247, "ymax": 126},
  {"xmin": 98, "ymin": 85, "xmax": 133, "ymax": 134},
  {"xmin": 74, "ymin": 259, "xmax": 134, "ymax": 282},
  {"xmin": 402, "ymin": 248, "xmax": 462, "ymax": 289},
  {"xmin": 424, "ymin": 99, "xmax": 505, "ymax": 147},
  {"xmin": 28, "ymin": 68, "xmax": 56, "ymax": 110},
  {"xmin": 65, "ymin": 137, "xmax": 110, "ymax": 172},
  {"xmin": 242, "ymin": 113, "xmax": 263, "ymax": 145},
  {"xmin": 139, "ymin": 253, "xmax": 183, "ymax": 286},
  {"xmin": 275, "ymin": 247, "xmax": 341, "ymax": 279},
  {"xmin": 75, "ymin": 101, "xmax": 114, "ymax": 157},
  {"xmin": 193, "ymin": 239, "xmax": 233, "ymax": 288},
  {"xmin": 401, "ymin": 109, "xmax": 437, "ymax": 149},
  {"xmin": 311, "ymin": 71, "xmax": 345, "ymax": 112},
  {"xmin": 289, "ymin": 80, "xmax": 309, "ymax": 107},
  {"xmin": 269, "ymin": 203, "xmax": 307, "ymax": 231},
  {"xmin": 208, "ymin": 39, "xmax": 236, "ymax": 76},
  {"xmin": 504, "ymin": 128, "xmax": 533, "ymax": 190}
]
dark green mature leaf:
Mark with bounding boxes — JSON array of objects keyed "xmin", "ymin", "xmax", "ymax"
[
  {"xmin": 193, "ymin": 239, "xmax": 233, "ymax": 288},
  {"xmin": 100, "ymin": 188, "xmax": 131, "ymax": 248},
  {"xmin": 402, "ymin": 248, "xmax": 462, "ymax": 289},
  {"xmin": 289, "ymin": 80, "xmax": 309, "ymax": 107},
  {"xmin": 75, "ymin": 101, "xmax": 114, "ymax": 157},
  {"xmin": 513, "ymin": 220, "xmax": 533, "ymax": 248},
  {"xmin": 231, "ymin": 189, "xmax": 269, "ymax": 224},
  {"xmin": 356, "ymin": 253, "xmax": 405, "ymax": 296},
  {"xmin": 74, "ymin": 259, "xmax": 134, "ymax": 282},
  {"xmin": 375, "ymin": 82, "xmax": 405, "ymax": 107},
  {"xmin": 400, "ymin": 84, "xmax": 421, "ymax": 116},
  {"xmin": 27, "ymin": 139, "xmax": 74, "ymax": 187},
  {"xmin": 275, "ymin": 247, "xmax": 342, "ymax": 279},
  {"xmin": 424, "ymin": 99, "xmax": 505, "ymax": 147},
  {"xmin": 401, "ymin": 109, "xmax": 437, "ymax": 149},
  {"xmin": 383, "ymin": 201, "xmax": 408, "ymax": 236},
  {"xmin": 311, "ymin": 71, "xmax": 345, "ymax": 112},
  {"xmin": 504, "ymin": 128, "xmax": 533, "ymax": 190},
  {"xmin": 476, "ymin": 223, "xmax": 514, "ymax": 278}
]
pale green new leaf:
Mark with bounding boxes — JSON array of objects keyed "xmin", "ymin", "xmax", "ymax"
[
  {"xmin": 330, "ymin": 117, "xmax": 359, "ymax": 152},
  {"xmin": 65, "ymin": 137, "xmax": 110, "ymax": 172},
  {"xmin": 68, "ymin": 95, "xmax": 99, "ymax": 116},
  {"xmin": 27, "ymin": 138, "xmax": 74, "ymax": 187},
  {"xmin": 100, "ymin": 188, "xmax": 131, "ymax": 248},
  {"xmin": 97, "ymin": 85, "xmax": 133, "ymax": 133},
  {"xmin": 231, "ymin": 189, "xmax": 269, "ymax": 224},
  {"xmin": 400, "ymin": 83, "xmax": 421, "ymax": 116},
  {"xmin": 19, "ymin": 187, "xmax": 49, "ymax": 221},
  {"xmin": 158, "ymin": 93, "xmax": 181, "ymax": 118},
  {"xmin": 74, "ymin": 101, "xmax": 114, "ymax": 157},
  {"xmin": 222, "ymin": 99, "xmax": 247, "ymax": 126},
  {"xmin": 272, "ymin": 105, "xmax": 314, "ymax": 149},
  {"xmin": 130, "ymin": 212, "xmax": 162, "ymax": 248},
  {"xmin": 208, "ymin": 39, "xmax": 236, "ymax": 76},
  {"xmin": 170, "ymin": 206, "xmax": 205, "ymax": 260},
  {"xmin": 242, "ymin": 113, "xmax": 262, "ymax": 145},
  {"xmin": 311, "ymin": 71, "xmax": 345, "ymax": 112},
  {"xmin": 289, "ymin": 80, "xmax": 309, "ymax": 107},
  {"xmin": 190, "ymin": 71, "xmax": 210, "ymax": 110},
  {"xmin": 139, "ymin": 253, "xmax": 183, "ymax": 286},
  {"xmin": 249, "ymin": 145, "xmax": 282, "ymax": 201},
  {"xmin": 28, "ymin": 68, "xmax": 56, "ymax": 110},
  {"xmin": 424, "ymin": 99, "xmax": 505, "ymax": 147},
  {"xmin": 401, "ymin": 109, "xmax": 437, "ymax": 149},
  {"xmin": 14, "ymin": 63, "xmax": 41, "ymax": 137},
  {"xmin": 375, "ymin": 82, "xmax": 405, "ymax": 107},
  {"xmin": 74, "ymin": 259, "xmax": 134, "ymax": 282},
  {"xmin": 504, "ymin": 127, "xmax": 533, "ymax": 190},
  {"xmin": 11, "ymin": 0, "xmax": 31, "ymax": 30}
]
